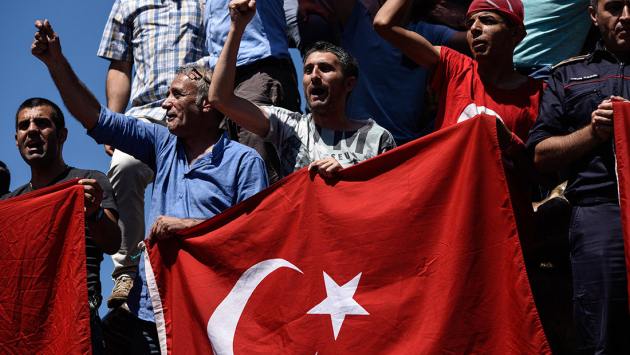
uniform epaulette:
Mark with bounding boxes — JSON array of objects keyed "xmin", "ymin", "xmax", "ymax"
[{"xmin": 552, "ymin": 55, "xmax": 589, "ymax": 69}]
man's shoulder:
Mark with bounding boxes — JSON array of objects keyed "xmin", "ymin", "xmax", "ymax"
[
  {"xmin": 224, "ymin": 139, "xmax": 264, "ymax": 161},
  {"xmin": 263, "ymin": 106, "xmax": 304, "ymax": 120},
  {"xmin": 551, "ymin": 54, "xmax": 590, "ymax": 71},
  {"xmin": 363, "ymin": 119, "xmax": 395, "ymax": 140},
  {"xmin": 64, "ymin": 168, "xmax": 114, "ymax": 194},
  {"xmin": 441, "ymin": 46, "xmax": 474, "ymax": 69},
  {"xmin": 64, "ymin": 167, "xmax": 107, "ymax": 180},
  {"xmin": 0, "ymin": 183, "xmax": 32, "ymax": 200},
  {"xmin": 548, "ymin": 53, "xmax": 606, "ymax": 89}
]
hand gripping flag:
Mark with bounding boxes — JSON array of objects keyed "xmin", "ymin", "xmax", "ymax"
[
  {"xmin": 612, "ymin": 101, "xmax": 630, "ymax": 311},
  {"xmin": 0, "ymin": 180, "xmax": 90, "ymax": 354},
  {"xmin": 145, "ymin": 115, "xmax": 551, "ymax": 354}
]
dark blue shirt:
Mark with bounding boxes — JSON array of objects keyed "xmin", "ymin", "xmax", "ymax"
[{"xmin": 527, "ymin": 41, "xmax": 630, "ymax": 204}]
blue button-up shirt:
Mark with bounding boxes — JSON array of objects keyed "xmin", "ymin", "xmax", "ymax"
[
  {"xmin": 89, "ymin": 106, "xmax": 269, "ymax": 321},
  {"xmin": 204, "ymin": 0, "xmax": 290, "ymax": 68}
]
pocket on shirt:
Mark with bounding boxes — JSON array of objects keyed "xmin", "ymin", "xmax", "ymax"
[{"xmin": 564, "ymin": 84, "xmax": 601, "ymax": 128}]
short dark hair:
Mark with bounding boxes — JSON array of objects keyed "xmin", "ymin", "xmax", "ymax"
[
  {"xmin": 0, "ymin": 161, "xmax": 10, "ymax": 195},
  {"xmin": 303, "ymin": 41, "xmax": 359, "ymax": 81},
  {"xmin": 15, "ymin": 98, "xmax": 65, "ymax": 132},
  {"xmin": 591, "ymin": 0, "xmax": 598, "ymax": 12}
]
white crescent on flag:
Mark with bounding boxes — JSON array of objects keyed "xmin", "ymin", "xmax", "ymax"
[{"xmin": 207, "ymin": 259, "xmax": 303, "ymax": 355}]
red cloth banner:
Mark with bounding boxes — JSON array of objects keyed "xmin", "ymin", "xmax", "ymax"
[
  {"xmin": 146, "ymin": 115, "xmax": 550, "ymax": 354},
  {"xmin": 0, "ymin": 180, "xmax": 91, "ymax": 355},
  {"xmin": 612, "ymin": 101, "xmax": 630, "ymax": 311}
]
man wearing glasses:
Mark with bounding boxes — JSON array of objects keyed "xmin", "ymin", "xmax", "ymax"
[{"xmin": 31, "ymin": 20, "xmax": 269, "ymax": 352}]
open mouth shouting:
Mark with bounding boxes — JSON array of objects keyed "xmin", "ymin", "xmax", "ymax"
[
  {"xmin": 25, "ymin": 140, "xmax": 44, "ymax": 154},
  {"xmin": 471, "ymin": 39, "xmax": 488, "ymax": 53},
  {"xmin": 310, "ymin": 86, "xmax": 328, "ymax": 101}
]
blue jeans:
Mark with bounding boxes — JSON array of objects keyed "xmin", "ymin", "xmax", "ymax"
[{"xmin": 569, "ymin": 203, "xmax": 630, "ymax": 354}]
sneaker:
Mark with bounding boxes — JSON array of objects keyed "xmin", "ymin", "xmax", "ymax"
[{"xmin": 107, "ymin": 275, "xmax": 134, "ymax": 308}]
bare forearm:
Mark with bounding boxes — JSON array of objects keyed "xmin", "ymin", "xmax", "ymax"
[
  {"xmin": 208, "ymin": 22, "xmax": 271, "ymax": 137},
  {"xmin": 88, "ymin": 209, "xmax": 121, "ymax": 255},
  {"xmin": 534, "ymin": 125, "xmax": 605, "ymax": 172},
  {"xmin": 208, "ymin": 23, "xmax": 242, "ymax": 106},
  {"xmin": 106, "ymin": 60, "xmax": 132, "ymax": 113},
  {"xmin": 373, "ymin": 0, "xmax": 440, "ymax": 72},
  {"xmin": 46, "ymin": 56, "xmax": 101, "ymax": 130},
  {"xmin": 373, "ymin": 0, "xmax": 409, "ymax": 29}
]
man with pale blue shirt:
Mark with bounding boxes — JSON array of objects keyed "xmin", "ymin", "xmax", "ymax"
[
  {"xmin": 97, "ymin": 0, "xmax": 210, "ymax": 308},
  {"xmin": 31, "ymin": 19, "xmax": 269, "ymax": 354},
  {"xmin": 205, "ymin": 0, "xmax": 301, "ymax": 184}
]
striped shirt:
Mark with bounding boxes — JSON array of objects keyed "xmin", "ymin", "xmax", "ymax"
[{"xmin": 97, "ymin": 0, "xmax": 208, "ymax": 120}]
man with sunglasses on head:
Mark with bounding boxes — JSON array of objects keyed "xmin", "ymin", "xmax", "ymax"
[
  {"xmin": 97, "ymin": 0, "xmax": 210, "ymax": 308},
  {"xmin": 31, "ymin": 20, "xmax": 268, "ymax": 353}
]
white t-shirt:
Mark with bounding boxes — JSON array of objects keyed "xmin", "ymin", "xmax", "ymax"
[{"xmin": 263, "ymin": 106, "xmax": 397, "ymax": 178}]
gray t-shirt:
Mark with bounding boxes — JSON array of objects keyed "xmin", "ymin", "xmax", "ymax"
[{"xmin": 263, "ymin": 106, "xmax": 397, "ymax": 178}]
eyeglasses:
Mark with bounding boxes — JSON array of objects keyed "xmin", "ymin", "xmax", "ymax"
[{"xmin": 189, "ymin": 67, "xmax": 212, "ymax": 84}]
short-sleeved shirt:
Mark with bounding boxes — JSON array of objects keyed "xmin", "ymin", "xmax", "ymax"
[
  {"xmin": 97, "ymin": 0, "xmax": 208, "ymax": 120},
  {"xmin": 205, "ymin": 0, "xmax": 290, "ymax": 68},
  {"xmin": 432, "ymin": 47, "xmax": 545, "ymax": 142},
  {"xmin": 431, "ymin": 47, "xmax": 545, "ymax": 242},
  {"xmin": 1, "ymin": 167, "xmax": 118, "ymax": 309},
  {"xmin": 89, "ymin": 106, "xmax": 269, "ymax": 322},
  {"xmin": 527, "ymin": 41, "xmax": 630, "ymax": 204},
  {"xmin": 262, "ymin": 106, "xmax": 397, "ymax": 178},
  {"xmin": 340, "ymin": 0, "xmax": 456, "ymax": 144}
]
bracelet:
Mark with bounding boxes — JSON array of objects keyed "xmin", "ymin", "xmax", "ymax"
[{"xmin": 86, "ymin": 205, "xmax": 104, "ymax": 222}]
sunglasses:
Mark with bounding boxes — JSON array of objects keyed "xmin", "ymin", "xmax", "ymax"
[{"xmin": 189, "ymin": 67, "xmax": 212, "ymax": 84}]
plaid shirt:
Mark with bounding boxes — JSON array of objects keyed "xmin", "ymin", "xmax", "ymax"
[{"xmin": 97, "ymin": 0, "xmax": 208, "ymax": 120}]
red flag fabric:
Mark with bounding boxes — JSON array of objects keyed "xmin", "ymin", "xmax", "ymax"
[
  {"xmin": 145, "ymin": 115, "xmax": 550, "ymax": 354},
  {"xmin": 0, "ymin": 180, "xmax": 91, "ymax": 355},
  {"xmin": 612, "ymin": 101, "xmax": 630, "ymax": 310}
]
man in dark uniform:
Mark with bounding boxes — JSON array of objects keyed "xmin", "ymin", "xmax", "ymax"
[
  {"xmin": 1, "ymin": 98, "xmax": 121, "ymax": 354},
  {"xmin": 527, "ymin": 0, "xmax": 630, "ymax": 353}
]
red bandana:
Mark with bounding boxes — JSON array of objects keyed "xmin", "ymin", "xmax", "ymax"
[{"xmin": 466, "ymin": 0, "xmax": 525, "ymax": 31}]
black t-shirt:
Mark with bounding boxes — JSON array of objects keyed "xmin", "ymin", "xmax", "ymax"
[{"xmin": 1, "ymin": 167, "xmax": 118, "ymax": 309}]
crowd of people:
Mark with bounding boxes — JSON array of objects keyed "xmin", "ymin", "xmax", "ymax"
[{"xmin": 1, "ymin": 0, "xmax": 629, "ymax": 353}]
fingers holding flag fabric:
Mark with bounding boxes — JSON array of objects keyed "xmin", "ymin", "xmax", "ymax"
[{"xmin": 145, "ymin": 116, "xmax": 551, "ymax": 354}]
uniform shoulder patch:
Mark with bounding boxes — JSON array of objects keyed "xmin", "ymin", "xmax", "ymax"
[{"xmin": 552, "ymin": 55, "xmax": 589, "ymax": 69}]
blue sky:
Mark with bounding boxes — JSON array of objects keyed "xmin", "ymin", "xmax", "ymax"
[{"xmin": 1, "ymin": 1, "xmax": 305, "ymax": 317}]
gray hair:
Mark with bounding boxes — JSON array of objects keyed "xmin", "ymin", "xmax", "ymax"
[
  {"xmin": 590, "ymin": 0, "xmax": 598, "ymax": 12},
  {"xmin": 176, "ymin": 63, "xmax": 213, "ymax": 105}
]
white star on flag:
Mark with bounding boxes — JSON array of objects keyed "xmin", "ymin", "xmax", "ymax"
[{"xmin": 307, "ymin": 272, "xmax": 369, "ymax": 340}]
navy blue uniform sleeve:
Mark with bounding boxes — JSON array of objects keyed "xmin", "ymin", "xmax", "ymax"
[{"xmin": 527, "ymin": 70, "xmax": 569, "ymax": 152}]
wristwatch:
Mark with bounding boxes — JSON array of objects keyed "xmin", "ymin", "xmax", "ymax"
[{"xmin": 86, "ymin": 205, "xmax": 104, "ymax": 222}]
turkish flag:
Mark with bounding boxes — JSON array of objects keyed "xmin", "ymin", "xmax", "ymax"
[
  {"xmin": 145, "ymin": 115, "xmax": 551, "ymax": 354},
  {"xmin": 0, "ymin": 180, "xmax": 91, "ymax": 354},
  {"xmin": 612, "ymin": 101, "xmax": 630, "ymax": 311}
]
